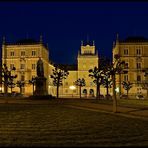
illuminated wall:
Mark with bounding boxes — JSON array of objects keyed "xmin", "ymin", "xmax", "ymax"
[{"xmin": 113, "ymin": 35, "xmax": 148, "ymax": 97}]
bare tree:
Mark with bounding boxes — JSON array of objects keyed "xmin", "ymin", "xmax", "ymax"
[
  {"xmin": 28, "ymin": 77, "xmax": 36, "ymax": 95},
  {"xmin": 50, "ymin": 66, "xmax": 69, "ymax": 98},
  {"xmin": 122, "ymin": 81, "xmax": 133, "ymax": 98},
  {"xmin": 1, "ymin": 64, "xmax": 17, "ymax": 95},
  {"xmin": 89, "ymin": 67, "xmax": 104, "ymax": 99},
  {"xmin": 106, "ymin": 54, "xmax": 127, "ymax": 113},
  {"xmin": 16, "ymin": 80, "xmax": 25, "ymax": 94},
  {"xmin": 74, "ymin": 78, "xmax": 86, "ymax": 98}
]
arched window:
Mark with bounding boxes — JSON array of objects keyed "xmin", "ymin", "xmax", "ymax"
[
  {"xmin": 89, "ymin": 89, "xmax": 94, "ymax": 95},
  {"xmin": 83, "ymin": 89, "xmax": 87, "ymax": 94}
]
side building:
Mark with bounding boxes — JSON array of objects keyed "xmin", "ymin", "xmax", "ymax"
[
  {"xmin": 113, "ymin": 34, "xmax": 148, "ymax": 97},
  {"xmin": 2, "ymin": 36, "xmax": 54, "ymax": 96}
]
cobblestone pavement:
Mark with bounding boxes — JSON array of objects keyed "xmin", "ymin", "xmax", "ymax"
[{"xmin": 0, "ymin": 97, "xmax": 148, "ymax": 120}]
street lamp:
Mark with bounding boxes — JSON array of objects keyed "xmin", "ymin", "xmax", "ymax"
[{"xmin": 69, "ymin": 85, "xmax": 76, "ymax": 98}]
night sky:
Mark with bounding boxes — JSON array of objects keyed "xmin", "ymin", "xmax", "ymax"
[{"xmin": 0, "ymin": 2, "xmax": 148, "ymax": 64}]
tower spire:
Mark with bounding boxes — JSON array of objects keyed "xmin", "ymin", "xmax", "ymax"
[
  {"xmin": 93, "ymin": 40, "xmax": 95, "ymax": 46},
  {"xmin": 2, "ymin": 36, "xmax": 5, "ymax": 44},
  {"xmin": 87, "ymin": 34, "xmax": 89, "ymax": 44},
  {"xmin": 40, "ymin": 34, "xmax": 43, "ymax": 43},
  {"xmin": 116, "ymin": 33, "xmax": 119, "ymax": 41}
]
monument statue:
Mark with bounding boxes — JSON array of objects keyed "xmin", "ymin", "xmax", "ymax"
[
  {"xmin": 37, "ymin": 57, "xmax": 44, "ymax": 77},
  {"xmin": 34, "ymin": 57, "xmax": 47, "ymax": 96}
]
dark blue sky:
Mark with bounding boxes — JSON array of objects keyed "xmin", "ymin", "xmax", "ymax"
[{"xmin": 0, "ymin": 2, "xmax": 148, "ymax": 64}]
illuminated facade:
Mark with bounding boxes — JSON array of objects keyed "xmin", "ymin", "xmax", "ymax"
[
  {"xmin": 2, "ymin": 36, "xmax": 55, "ymax": 96},
  {"xmin": 2, "ymin": 35, "xmax": 148, "ymax": 98},
  {"xmin": 113, "ymin": 34, "xmax": 148, "ymax": 97},
  {"xmin": 57, "ymin": 41, "xmax": 108, "ymax": 98}
]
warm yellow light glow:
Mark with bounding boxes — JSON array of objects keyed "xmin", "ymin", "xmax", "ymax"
[
  {"xmin": 115, "ymin": 87, "xmax": 119, "ymax": 93},
  {"xmin": 69, "ymin": 85, "xmax": 76, "ymax": 90}
]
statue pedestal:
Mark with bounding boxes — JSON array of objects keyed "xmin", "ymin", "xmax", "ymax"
[{"xmin": 34, "ymin": 77, "xmax": 48, "ymax": 96}]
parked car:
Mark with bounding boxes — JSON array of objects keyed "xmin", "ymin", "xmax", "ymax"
[
  {"xmin": 105, "ymin": 94, "xmax": 112, "ymax": 99},
  {"xmin": 136, "ymin": 94, "xmax": 144, "ymax": 100},
  {"xmin": 99, "ymin": 94, "xmax": 105, "ymax": 99},
  {"xmin": 120, "ymin": 94, "xmax": 128, "ymax": 99}
]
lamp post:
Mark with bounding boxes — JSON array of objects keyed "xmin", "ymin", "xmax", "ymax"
[{"xmin": 69, "ymin": 85, "xmax": 76, "ymax": 98}]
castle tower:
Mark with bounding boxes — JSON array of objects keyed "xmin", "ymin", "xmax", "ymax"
[{"xmin": 77, "ymin": 40, "xmax": 99, "ymax": 97}]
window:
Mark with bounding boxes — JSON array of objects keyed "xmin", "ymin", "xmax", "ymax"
[
  {"xmin": 21, "ymin": 51, "xmax": 25, "ymax": 56},
  {"xmin": 10, "ymin": 51, "xmax": 14, "ymax": 56},
  {"xmin": 32, "ymin": 50, "xmax": 36, "ymax": 56},
  {"xmin": 10, "ymin": 64, "xmax": 14, "ymax": 70},
  {"xmin": 124, "ymin": 75, "xmax": 128, "ymax": 81},
  {"xmin": 124, "ymin": 49, "xmax": 128, "ymax": 55},
  {"xmin": 32, "ymin": 64, "xmax": 36, "ymax": 70},
  {"xmin": 20, "ymin": 64, "xmax": 25, "ymax": 69},
  {"xmin": 137, "ymin": 63, "xmax": 141, "ymax": 69},
  {"xmin": 21, "ymin": 75, "xmax": 25, "ymax": 81},
  {"xmin": 65, "ymin": 89, "xmax": 68, "ymax": 93},
  {"xmin": 137, "ymin": 75, "xmax": 141, "ymax": 82},
  {"xmin": 136, "ymin": 49, "xmax": 141, "ymax": 55},
  {"xmin": 125, "ymin": 63, "xmax": 128, "ymax": 69}
]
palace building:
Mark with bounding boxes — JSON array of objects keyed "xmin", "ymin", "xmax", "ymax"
[
  {"xmin": 113, "ymin": 34, "xmax": 148, "ymax": 97},
  {"xmin": 1, "ymin": 35, "xmax": 148, "ymax": 98},
  {"xmin": 2, "ymin": 36, "xmax": 55, "ymax": 96}
]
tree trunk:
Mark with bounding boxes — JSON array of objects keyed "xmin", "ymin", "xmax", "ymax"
[
  {"xmin": 96, "ymin": 84, "xmax": 99, "ymax": 99},
  {"xmin": 119, "ymin": 73, "xmax": 122, "ymax": 97},
  {"xmin": 112, "ymin": 74, "xmax": 117, "ymax": 113},
  {"xmin": 98, "ymin": 84, "xmax": 100, "ymax": 99},
  {"xmin": 80, "ymin": 86, "xmax": 81, "ymax": 99},
  {"xmin": 4, "ymin": 82, "xmax": 7, "ymax": 94},
  {"xmin": 11, "ymin": 86, "xmax": 12, "ymax": 93},
  {"xmin": 57, "ymin": 85, "xmax": 59, "ymax": 98},
  {"xmin": 106, "ymin": 85, "xmax": 109, "ymax": 99},
  {"xmin": 33, "ymin": 84, "xmax": 34, "ymax": 95}
]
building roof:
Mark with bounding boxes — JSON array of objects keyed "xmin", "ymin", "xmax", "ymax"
[
  {"xmin": 120, "ymin": 36, "xmax": 148, "ymax": 42},
  {"xmin": 54, "ymin": 64, "xmax": 77, "ymax": 71},
  {"xmin": 15, "ymin": 39, "xmax": 39, "ymax": 44}
]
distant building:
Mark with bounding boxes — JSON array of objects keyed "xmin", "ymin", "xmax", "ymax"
[{"xmin": 113, "ymin": 34, "xmax": 148, "ymax": 97}]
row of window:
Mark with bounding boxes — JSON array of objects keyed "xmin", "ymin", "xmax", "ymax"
[
  {"xmin": 123, "ymin": 48, "xmax": 142, "ymax": 55},
  {"xmin": 10, "ymin": 64, "xmax": 36, "ymax": 70},
  {"xmin": 124, "ymin": 75, "xmax": 142, "ymax": 82},
  {"xmin": 124, "ymin": 62, "xmax": 142, "ymax": 69},
  {"xmin": 10, "ymin": 50, "xmax": 37, "ymax": 57}
]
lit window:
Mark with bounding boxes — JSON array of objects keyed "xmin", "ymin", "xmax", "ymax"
[
  {"xmin": 10, "ymin": 64, "xmax": 14, "ymax": 70},
  {"xmin": 21, "ymin": 51, "xmax": 25, "ymax": 56},
  {"xmin": 136, "ymin": 49, "xmax": 141, "ymax": 55},
  {"xmin": 32, "ymin": 51, "xmax": 36, "ymax": 56},
  {"xmin": 124, "ymin": 49, "xmax": 128, "ymax": 55},
  {"xmin": 21, "ymin": 75, "xmax": 25, "ymax": 81},
  {"xmin": 32, "ymin": 64, "xmax": 36, "ymax": 70},
  {"xmin": 20, "ymin": 64, "xmax": 25, "ymax": 69},
  {"xmin": 136, "ymin": 63, "xmax": 141, "ymax": 69},
  {"xmin": 137, "ymin": 75, "xmax": 141, "ymax": 82},
  {"xmin": 125, "ymin": 63, "xmax": 128, "ymax": 69},
  {"xmin": 10, "ymin": 51, "xmax": 15, "ymax": 56},
  {"xmin": 124, "ymin": 75, "xmax": 128, "ymax": 81}
]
